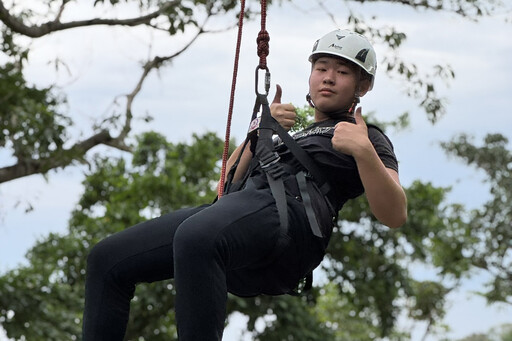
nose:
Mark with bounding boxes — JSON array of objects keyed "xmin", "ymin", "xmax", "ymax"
[{"xmin": 322, "ymin": 70, "xmax": 335, "ymax": 85}]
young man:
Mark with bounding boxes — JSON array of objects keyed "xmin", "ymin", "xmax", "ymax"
[{"xmin": 82, "ymin": 29, "xmax": 407, "ymax": 340}]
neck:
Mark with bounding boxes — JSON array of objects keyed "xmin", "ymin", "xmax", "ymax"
[
  {"xmin": 309, "ymin": 95, "xmax": 359, "ymax": 122},
  {"xmin": 314, "ymin": 109, "xmax": 352, "ymax": 122}
]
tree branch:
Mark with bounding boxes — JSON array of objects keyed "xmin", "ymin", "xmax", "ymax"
[
  {"xmin": 0, "ymin": 1, "xmax": 179, "ymax": 38},
  {"xmin": 114, "ymin": 17, "xmax": 210, "ymax": 143},
  {"xmin": 0, "ymin": 5, "xmax": 226, "ymax": 185},
  {"xmin": 0, "ymin": 130, "xmax": 119, "ymax": 183},
  {"xmin": 54, "ymin": 0, "xmax": 68, "ymax": 23}
]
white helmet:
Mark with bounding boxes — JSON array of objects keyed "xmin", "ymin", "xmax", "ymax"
[{"xmin": 309, "ymin": 29, "xmax": 377, "ymax": 90}]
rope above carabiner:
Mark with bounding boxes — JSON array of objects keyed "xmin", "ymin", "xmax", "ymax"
[
  {"xmin": 218, "ymin": 0, "xmax": 270, "ymax": 198},
  {"xmin": 256, "ymin": 0, "xmax": 269, "ymax": 70}
]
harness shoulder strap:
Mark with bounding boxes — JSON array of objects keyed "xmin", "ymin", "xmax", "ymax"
[
  {"xmin": 254, "ymin": 94, "xmax": 289, "ymax": 231},
  {"xmin": 274, "ymin": 123, "xmax": 331, "ymax": 196}
]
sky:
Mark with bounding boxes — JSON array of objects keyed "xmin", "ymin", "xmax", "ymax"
[{"xmin": 1, "ymin": 0, "xmax": 512, "ymax": 340}]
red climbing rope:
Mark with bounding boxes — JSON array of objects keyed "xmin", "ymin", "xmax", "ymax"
[
  {"xmin": 218, "ymin": 0, "xmax": 246, "ymax": 198},
  {"xmin": 218, "ymin": 0, "xmax": 269, "ymax": 198},
  {"xmin": 256, "ymin": 0, "xmax": 269, "ymax": 70}
]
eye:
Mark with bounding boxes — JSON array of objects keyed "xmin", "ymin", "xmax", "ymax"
[{"xmin": 337, "ymin": 67, "xmax": 351, "ymax": 75}]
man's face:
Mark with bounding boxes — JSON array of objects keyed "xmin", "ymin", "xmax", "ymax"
[{"xmin": 309, "ymin": 56, "xmax": 360, "ymax": 118}]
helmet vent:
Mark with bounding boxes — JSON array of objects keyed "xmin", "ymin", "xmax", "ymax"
[
  {"xmin": 355, "ymin": 49, "xmax": 369, "ymax": 63},
  {"xmin": 312, "ymin": 40, "xmax": 319, "ymax": 52}
]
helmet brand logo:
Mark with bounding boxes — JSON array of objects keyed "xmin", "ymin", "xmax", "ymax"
[
  {"xmin": 336, "ymin": 35, "xmax": 345, "ymax": 40},
  {"xmin": 328, "ymin": 43, "xmax": 343, "ymax": 50}
]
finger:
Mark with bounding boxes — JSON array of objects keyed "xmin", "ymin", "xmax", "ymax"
[
  {"xmin": 354, "ymin": 107, "xmax": 366, "ymax": 126},
  {"xmin": 281, "ymin": 103, "xmax": 295, "ymax": 112},
  {"xmin": 272, "ymin": 84, "xmax": 282, "ymax": 104},
  {"xmin": 284, "ymin": 119, "xmax": 295, "ymax": 129}
]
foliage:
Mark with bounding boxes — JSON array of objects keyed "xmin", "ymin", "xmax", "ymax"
[
  {"xmin": 0, "ymin": 62, "xmax": 70, "ymax": 164},
  {"xmin": 0, "ymin": 131, "xmax": 477, "ymax": 340},
  {"xmin": 322, "ymin": 179, "xmax": 468, "ymax": 339},
  {"xmin": 292, "ymin": 105, "xmax": 410, "ymax": 133},
  {"xmin": 0, "ymin": 131, "xmax": 224, "ymax": 340},
  {"xmin": 1, "ymin": 0, "xmax": 511, "ymax": 340},
  {"xmin": 1, "ymin": 125, "xmax": 511, "ymax": 339},
  {"xmin": 0, "ymin": 0, "xmax": 267, "ymax": 183},
  {"xmin": 1, "ymin": 0, "xmax": 505, "ymax": 184},
  {"xmin": 441, "ymin": 134, "xmax": 512, "ymax": 305},
  {"xmin": 458, "ymin": 334, "xmax": 493, "ymax": 341},
  {"xmin": 291, "ymin": 105, "xmax": 315, "ymax": 132},
  {"xmin": 345, "ymin": 14, "xmax": 454, "ymax": 122},
  {"xmin": 457, "ymin": 323, "xmax": 512, "ymax": 341}
]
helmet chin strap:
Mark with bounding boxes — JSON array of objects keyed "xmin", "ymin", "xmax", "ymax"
[{"xmin": 306, "ymin": 93, "xmax": 360, "ymax": 119}]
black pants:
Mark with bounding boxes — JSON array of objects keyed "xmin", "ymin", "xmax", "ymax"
[{"xmin": 82, "ymin": 178, "xmax": 325, "ymax": 340}]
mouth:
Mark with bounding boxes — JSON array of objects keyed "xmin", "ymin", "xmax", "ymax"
[{"xmin": 318, "ymin": 88, "xmax": 335, "ymax": 95}]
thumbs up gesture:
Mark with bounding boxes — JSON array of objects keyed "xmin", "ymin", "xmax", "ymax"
[
  {"xmin": 270, "ymin": 84, "xmax": 296, "ymax": 131},
  {"xmin": 331, "ymin": 107, "xmax": 372, "ymax": 157}
]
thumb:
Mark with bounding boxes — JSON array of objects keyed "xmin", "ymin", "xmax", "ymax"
[
  {"xmin": 272, "ymin": 84, "xmax": 282, "ymax": 104},
  {"xmin": 354, "ymin": 107, "xmax": 366, "ymax": 126}
]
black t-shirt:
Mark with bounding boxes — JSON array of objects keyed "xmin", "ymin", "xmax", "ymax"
[{"xmin": 272, "ymin": 118, "xmax": 399, "ymax": 212}]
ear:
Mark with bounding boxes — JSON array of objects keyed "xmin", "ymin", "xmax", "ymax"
[{"xmin": 357, "ymin": 78, "xmax": 371, "ymax": 98}]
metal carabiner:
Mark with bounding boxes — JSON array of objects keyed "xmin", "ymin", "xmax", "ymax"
[{"xmin": 255, "ymin": 65, "xmax": 271, "ymax": 96}]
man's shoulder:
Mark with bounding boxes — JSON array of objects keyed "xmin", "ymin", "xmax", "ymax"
[{"xmin": 366, "ymin": 123, "xmax": 395, "ymax": 151}]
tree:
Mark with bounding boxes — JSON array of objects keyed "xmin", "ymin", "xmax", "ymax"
[
  {"xmin": 441, "ymin": 134, "xmax": 512, "ymax": 305},
  {"xmin": 0, "ymin": 0, "xmax": 257, "ymax": 183},
  {"xmin": 457, "ymin": 323, "xmax": 512, "ymax": 341},
  {"xmin": 0, "ymin": 127, "xmax": 453, "ymax": 340},
  {"xmin": 1, "ymin": 0, "xmax": 510, "ymax": 340},
  {"xmin": 458, "ymin": 335, "xmax": 492, "ymax": 341},
  {"xmin": 1, "ymin": 0, "xmax": 504, "ymax": 185},
  {"xmin": 0, "ymin": 131, "xmax": 225, "ymax": 340},
  {"xmin": 4, "ymin": 125, "xmax": 509, "ymax": 340}
]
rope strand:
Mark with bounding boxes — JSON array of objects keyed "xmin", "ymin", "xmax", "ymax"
[
  {"xmin": 218, "ymin": 0, "xmax": 246, "ymax": 198},
  {"xmin": 257, "ymin": 0, "xmax": 269, "ymax": 69},
  {"xmin": 218, "ymin": 0, "xmax": 269, "ymax": 198}
]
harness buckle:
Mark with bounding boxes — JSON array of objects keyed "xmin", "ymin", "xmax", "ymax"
[
  {"xmin": 259, "ymin": 152, "xmax": 284, "ymax": 179},
  {"xmin": 259, "ymin": 151, "xmax": 280, "ymax": 169}
]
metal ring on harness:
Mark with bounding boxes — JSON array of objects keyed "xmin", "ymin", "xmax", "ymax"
[{"xmin": 255, "ymin": 65, "xmax": 271, "ymax": 96}]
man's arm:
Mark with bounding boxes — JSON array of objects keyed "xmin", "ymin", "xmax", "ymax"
[
  {"xmin": 352, "ymin": 146, "xmax": 407, "ymax": 228},
  {"xmin": 332, "ymin": 107, "xmax": 407, "ymax": 228},
  {"xmin": 223, "ymin": 141, "xmax": 254, "ymax": 185}
]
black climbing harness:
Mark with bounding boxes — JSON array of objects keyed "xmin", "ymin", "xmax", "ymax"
[
  {"xmin": 222, "ymin": 73, "xmax": 339, "ymax": 294},
  {"xmin": 217, "ymin": 0, "xmax": 334, "ymax": 237},
  {"xmin": 223, "ymin": 66, "xmax": 336, "ymax": 239}
]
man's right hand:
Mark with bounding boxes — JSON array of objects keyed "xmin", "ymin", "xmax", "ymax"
[{"xmin": 270, "ymin": 84, "xmax": 296, "ymax": 131}]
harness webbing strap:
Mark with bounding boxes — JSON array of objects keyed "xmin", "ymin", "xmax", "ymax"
[
  {"xmin": 296, "ymin": 171, "xmax": 323, "ymax": 238},
  {"xmin": 255, "ymin": 94, "xmax": 288, "ymax": 231},
  {"xmin": 273, "ymin": 123, "xmax": 331, "ymax": 196},
  {"xmin": 266, "ymin": 173, "xmax": 288, "ymax": 229}
]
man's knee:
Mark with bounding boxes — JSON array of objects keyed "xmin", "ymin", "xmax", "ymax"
[
  {"xmin": 173, "ymin": 218, "xmax": 221, "ymax": 264},
  {"xmin": 86, "ymin": 237, "xmax": 119, "ymax": 279}
]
